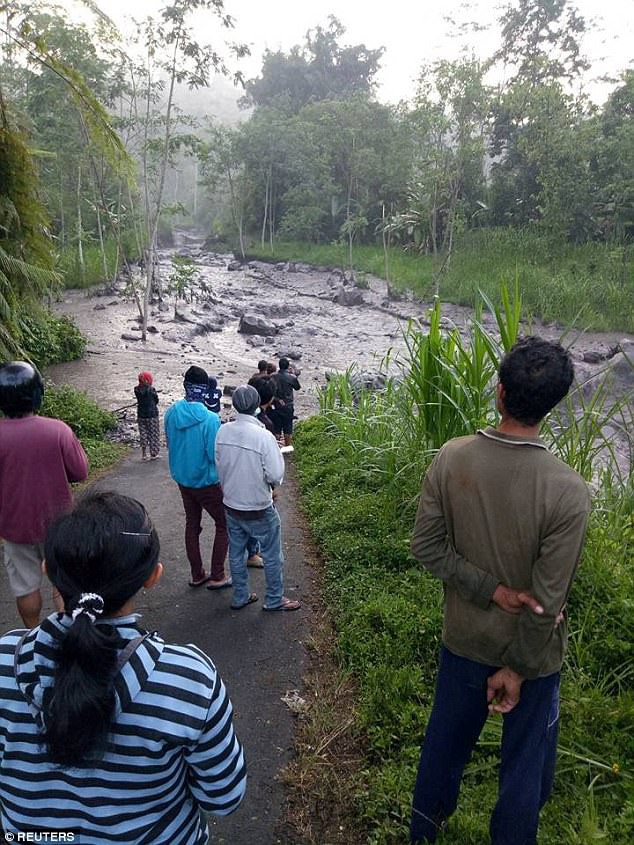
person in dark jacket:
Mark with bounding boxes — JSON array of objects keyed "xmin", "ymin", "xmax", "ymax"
[
  {"xmin": 134, "ymin": 371, "xmax": 160, "ymax": 461},
  {"xmin": 273, "ymin": 358, "xmax": 300, "ymax": 446}
]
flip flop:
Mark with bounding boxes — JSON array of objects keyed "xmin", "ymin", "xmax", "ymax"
[
  {"xmin": 231, "ymin": 593, "xmax": 258, "ymax": 610},
  {"xmin": 207, "ymin": 578, "xmax": 233, "ymax": 590},
  {"xmin": 188, "ymin": 574, "xmax": 212, "ymax": 588},
  {"xmin": 263, "ymin": 597, "xmax": 301, "ymax": 612}
]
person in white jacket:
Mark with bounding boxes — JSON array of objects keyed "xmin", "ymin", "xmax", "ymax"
[{"xmin": 215, "ymin": 385, "xmax": 301, "ymax": 612}]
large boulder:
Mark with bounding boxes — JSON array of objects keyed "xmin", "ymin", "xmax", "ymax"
[
  {"xmin": 238, "ymin": 314, "xmax": 279, "ymax": 336},
  {"xmin": 333, "ymin": 285, "xmax": 364, "ymax": 306}
]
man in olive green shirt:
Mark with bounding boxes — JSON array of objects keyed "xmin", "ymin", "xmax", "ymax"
[{"xmin": 410, "ymin": 336, "xmax": 590, "ymax": 845}]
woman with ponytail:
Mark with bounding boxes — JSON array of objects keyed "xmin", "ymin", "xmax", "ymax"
[{"xmin": 0, "ymin": 491, "xmax": 246, "ymax": 843}]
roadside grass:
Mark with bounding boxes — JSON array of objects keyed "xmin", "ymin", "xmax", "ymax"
[
  {"xmin": 246, "ymin": 228, "xmax": 634, "ymax": 333},
  {"xmin": 292, "ymin": 292, "xmax": 634, "ymax": 844}
]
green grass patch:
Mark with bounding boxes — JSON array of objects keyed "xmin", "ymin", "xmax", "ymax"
[
  {"xmin": 41, "ymin": 384, "xmax": 125, "ymax": 477},
  {"xmin": 247, "ymin": 228, "xmax": 634, "ymax": 332}
]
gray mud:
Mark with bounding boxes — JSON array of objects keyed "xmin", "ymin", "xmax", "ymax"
[{"xmin": 47, "ymin": 229, "xmax": 634, "ymax": 447}]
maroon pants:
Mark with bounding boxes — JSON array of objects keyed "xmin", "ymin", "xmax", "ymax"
[{"xmin": 178, "ymin": 483, "xmax": 228, "ymax": 581}]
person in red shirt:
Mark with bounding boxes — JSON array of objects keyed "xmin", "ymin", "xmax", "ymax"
[{"xmin": 0, "ymin": 362, "xmax": 88, "ymax": 626}]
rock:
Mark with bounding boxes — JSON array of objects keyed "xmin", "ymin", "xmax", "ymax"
[
  {"xmin": 333, "ymin": 285, "xmax": 364, "ymax": 306},
  {"xmin": 158, "ymin": 301, "xmax": 170, "ymax": 312},
  {"xmin": 275, "ymin": 262, "xmax": 287, "ymax": 271},
  {"xmin": 174, "ymin": 307, "xmax": 203, "ymax": 324},
  {"xmin": 238, "ymin": 314, "xmax": 279, "ymax": 336},
  {"xmin": 286, "ymin": 262, "xmax": 297, "ymax": 273},
  {"xmin": 227, "ymin": 260, "xmax": 242, "ymax": 271},
  {"xmin": 246, "ymin": 335, "xmax": 265, "ymax": 347},
  {"xmin": 223, "ymin": 385, "xmax": 236, "ymax": 396},
  {"xmin": 263, "ymin": 303, "xmax": 309, "ymax": 318},
  {"xmin": 277, "ymin": 348, "xmax": 303, "ymax": 361},
  {"xmin": 121, "ymin": 333, "xmax": 142, "ymax": 342},
  {"xmin": 93, "ymin": 303, "xmax": 107, "ymax": 310},
  {"xmin": 191, "ymin": 321, "xmax": 224, "ymax": 336},
  {"xmin": 582, "ymin": 350, "xmax": 605, "ymax": 364},
  {"xmin": 107, "ymin": 300, "xmax": 119, "ymax": 306}
]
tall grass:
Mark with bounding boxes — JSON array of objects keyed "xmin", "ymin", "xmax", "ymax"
[
  {"xmin": 295, "ymin": 286, "xmax": 634, "ymax": 844},
  {"xmin": 247, "ymin": 228, "xmax": 634, "ymax": 332},
  {"xmin": 57, "ymin": 231, "xmax": 141, "ymax": 290}
]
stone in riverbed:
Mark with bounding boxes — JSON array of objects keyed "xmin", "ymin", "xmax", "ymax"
[
  {"xmin": 333, "ymin": 285, "xmax": 364, "ymax": 306},
  {"xmin": 191, "ymin": 320, "xmax": 224, "ymax": 336},
  {"xmin": 277, "ymin": 348, "xmax": 303, "ymax": 361},
  {"xmin": 238, "ymin": 314, "xmax": 279, "ymax": 336}
]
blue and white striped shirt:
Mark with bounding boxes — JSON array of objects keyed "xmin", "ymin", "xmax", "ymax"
[{"xmin": 0, "ymin": 613, "xmax": 246, "ymax": 843}]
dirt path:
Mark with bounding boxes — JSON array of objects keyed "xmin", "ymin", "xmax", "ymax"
[{"xmin": 0, "ymin": 453, "xmax": 316, "ymax": 844}]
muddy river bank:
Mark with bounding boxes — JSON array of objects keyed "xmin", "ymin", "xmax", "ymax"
[{"xmin": 47, "ymin": 230, "xmax": 634, "ymax": 454}]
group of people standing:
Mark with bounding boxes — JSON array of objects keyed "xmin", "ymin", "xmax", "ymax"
[
  {"xmin": 163, "ymin": 363, "xmax": 301, "ymax": 612},
  {"xmin": 0, "ymin": 333, "xmax": 592, "ymax": 844}
]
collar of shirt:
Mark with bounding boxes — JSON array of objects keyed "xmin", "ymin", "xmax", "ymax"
[{"xmin": 477, "ymin": 427, "xmax": 548, "ymax": 450}]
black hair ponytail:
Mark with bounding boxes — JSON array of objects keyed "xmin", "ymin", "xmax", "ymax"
[{"xmin": 43, "ymin": 491, "xmax": 160, "ymax": 767}]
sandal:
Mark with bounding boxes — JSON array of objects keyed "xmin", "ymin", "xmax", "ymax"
[
  {"xmin": 263, "ymin": 596, "xmax": 301, "ymax": 612},
  {"xmin": 206, "ymin": 578, "xmax": 233, "ymax": 590},
  {"xmin": 188, "ymin": 573, "xmax": 212, "ymax": 588},
  {"xmin": 246, "ymin": 554, "xmax": 264, "ymax": 568},
  {"xmin": 231, "ymin": 593, "xmax": 258, "ymax": 610}
]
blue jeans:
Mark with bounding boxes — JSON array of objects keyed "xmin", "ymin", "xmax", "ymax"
[
  {"xmin": 225, "ymin": 506, "xmax": 284, "ymax": 608},
  {"xmin": 411, "ymin": 646, "xmax": 560, "ymax": 845}
]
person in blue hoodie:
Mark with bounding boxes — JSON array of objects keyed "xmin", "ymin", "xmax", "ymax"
[{"xmin": 164, "ymin": 366, "xmax": 231, "ymax": 588}]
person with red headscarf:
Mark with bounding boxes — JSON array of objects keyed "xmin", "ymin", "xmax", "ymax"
[{"xmin": 134, "ymin": 372, "xmax": 160, "ymax": 461}]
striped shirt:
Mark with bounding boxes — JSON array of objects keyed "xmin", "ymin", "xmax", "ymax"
[{"xmin": 0, "ymin": 613, "xmax": 246, "ymax": 843}]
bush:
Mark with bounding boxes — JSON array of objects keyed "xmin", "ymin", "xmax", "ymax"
[
  {"xmin": 41, "ymin": 384, "xmax": 116, "ymax": 440},
  {"xmin": 20, "ymin": 312, "xmax": 86, "ymax": 368}
]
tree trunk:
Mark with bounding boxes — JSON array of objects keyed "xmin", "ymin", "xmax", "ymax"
[
  {"xmin": 261, "ymin": 167, "xmax": 270, "ymax": 248},
  {"xmin": 76, "ymin": 164, "xmax": 85, "ymax": 281}
]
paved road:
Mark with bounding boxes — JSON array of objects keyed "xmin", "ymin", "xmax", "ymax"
[{"xmin": 0, "ymin": 451, "xmax": 314, "ymax": 844}]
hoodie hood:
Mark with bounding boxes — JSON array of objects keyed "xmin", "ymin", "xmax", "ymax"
[
  {"xmin": 164, "ymin": 398, "xmax": 221, "ymax": 487},
  {"xmin": 14, "ymin": 613, "xmax": 164, "ymax": 730},
  {"xmin": 169, "ymin": 398, "xmax": 210, "ymax": 430}
]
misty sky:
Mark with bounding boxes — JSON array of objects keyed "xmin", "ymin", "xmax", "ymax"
[{"xmin": 65, "ymin": 0, "xmax": 633, "ymax": 103}]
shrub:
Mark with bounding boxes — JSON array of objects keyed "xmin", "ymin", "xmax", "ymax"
[
  {"xmin": 20, "ymin": 312, "xmax": 86, "ymax": 368},
  {"xmin": 41, "ymin": 384, "xmax": 116, "ymax": 440}
]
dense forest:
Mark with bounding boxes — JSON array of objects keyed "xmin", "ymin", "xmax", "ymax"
[{"xmin": 1, "ymin": 0, "xmax": 633, "ymax": 364}]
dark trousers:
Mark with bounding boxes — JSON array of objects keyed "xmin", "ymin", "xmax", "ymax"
[
  {"xmin": 178, "ymin": 483, "xmax": 228, "ymax": 582},
  {"xmin": 411, "ymin": 646, "xmax": 560, "ymax": 845}
]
